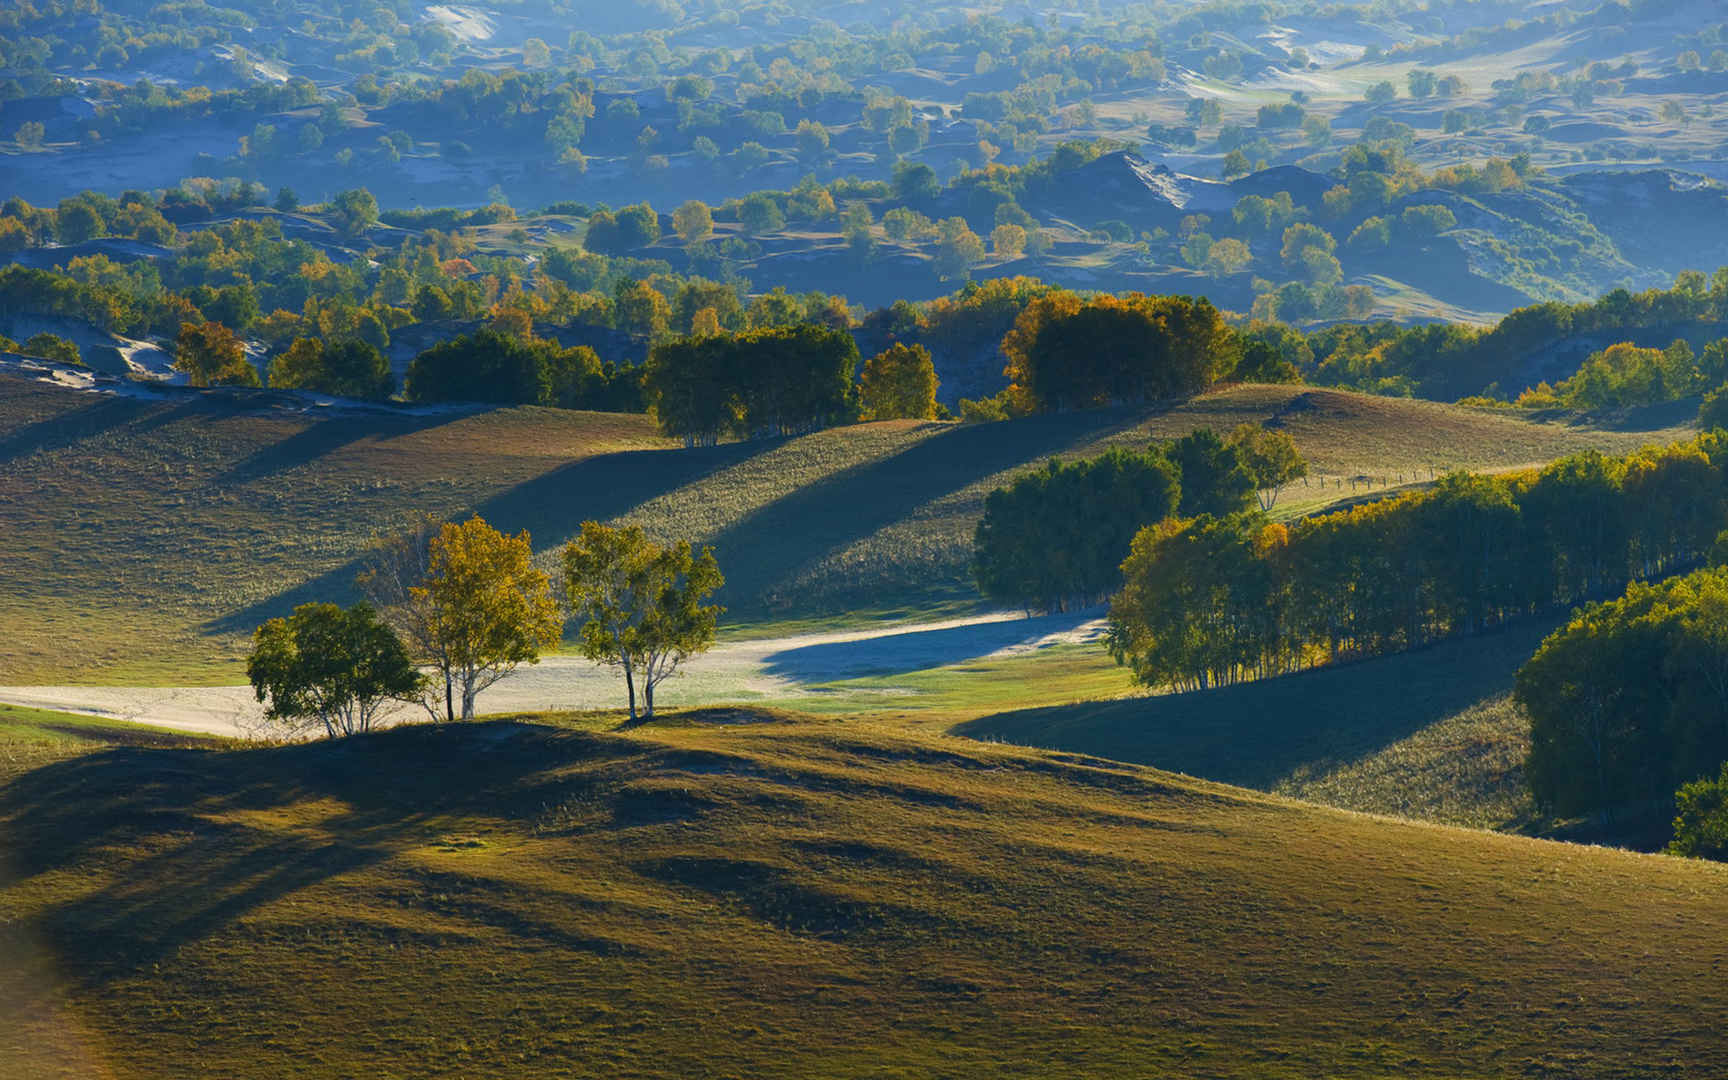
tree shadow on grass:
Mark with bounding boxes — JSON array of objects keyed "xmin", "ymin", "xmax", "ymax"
[
  {"xmin": 956, "ymin": 618, "xmax": 1561, "ymax": 790},
  {"xmin": 699, "ymin": 408, "xmax": 1161, "ymax": 615},
  {"xmin": 0, "ymin": 395, "xmax": 154, "ymax": 464},
  {"xmin": 0, "ymin": 723, "xmax": 633, "ymax": 986},
  {"xmin": 200, "ymin": 440, "xmax": 759, "ymax": 634},
  {"xmin": 204, "ymin": 405, "xmax": 1159, "ymax": 636},
  {"xmin": 215, "ymin": 407, "xmax": 489, "ymax": 485},
  {"xmin": 761, "ymin": 609, "xmax": 1100, "ymax": 683}
]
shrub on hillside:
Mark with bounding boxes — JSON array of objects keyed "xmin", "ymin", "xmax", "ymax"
[{"xmin": 1670, "ymin": 764, "xmax": 1728, "ymax": 860}]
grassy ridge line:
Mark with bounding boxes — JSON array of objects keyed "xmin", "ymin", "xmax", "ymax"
[
  {"xmin": 0, "ymin": 376, "xmax": 1693, "ymax": 683},
  {"xmin": 3, "ymin": 713, "xmax": 1728, "ymax": 1078}
]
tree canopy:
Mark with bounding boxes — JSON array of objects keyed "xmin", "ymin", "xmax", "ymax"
[
  {"xmin": 407, "ymin": 516, "xmax": 563, "ymax": 720},
  {"xmin": 1002, "ymin": 293, "xmax": 1238, "ymax": 411},
  {"xmin": 247, "ymin": 602, "xmax": 423, "ymax": 738},
  {"xmin": 563, "ymin": 522, "xmax": 725, "ymax": 719},
  {"xmin": 646, "ymin": 322, "xmax": 860, "ymax": 446}
]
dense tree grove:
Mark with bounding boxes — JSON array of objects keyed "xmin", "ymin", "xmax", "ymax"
[
  {"xmin": 974, "ymin": 448, "xmax": 1181, "ymax": 613},
  {"xmin": 1001, "ymin": 292, "xmax": 1239, "ymax": 411},
  {"xmin": 267, "ymin": 337, "xmax": 394, "ymax": 400},
  {"xmin": 1108, "ymin": 437, "xmax": 1728, "ymax": 694},
  {"xmin": 405, "ymin": 328, "xmax": 642, "ymax": 410},
  {"xmin": 1518, "ymin": 566, "xmax": 1728, "ymax": 821},
  {"xmin": 974, "ymin": 426, "xmax": 1308, "ymax": 612},
  {"xmin": 645, "ymin": 323, "xmax": 860, "ymax": 446}
]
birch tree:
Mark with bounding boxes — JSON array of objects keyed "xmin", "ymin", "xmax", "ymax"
[{"xmin": 563, "ymin": 522, "xmax": 724, "ymax": 720}]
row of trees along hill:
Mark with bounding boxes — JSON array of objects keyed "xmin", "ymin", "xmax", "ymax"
[
  {"xmin": 250, "ymin": 516, "xmax": 724, "ymax": 735},
  {"xmin": 973, "ymin": 426, "xmax": 1305, "ymax": 613},
  {"xmin": 1106, "ymin": 436, "xmax": 1728, "ymax": 693}
]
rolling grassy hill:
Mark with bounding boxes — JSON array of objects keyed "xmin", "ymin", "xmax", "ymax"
[
  {"xmin": 0, "ymin": 375, "xmax": 1695, "ymax": 683},
  {"xmin": 3, "ymin": 707, "xmax": 1727, "ymax": 1079}
]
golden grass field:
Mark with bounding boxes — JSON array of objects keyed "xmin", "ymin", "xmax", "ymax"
[
  {"xmin": 0, "ymin": 375, "xmax": 1693, "ymax": 683},
  {"xmin": 4, "ymin": 705, "xmax": 1728, "ymax": 1080}
]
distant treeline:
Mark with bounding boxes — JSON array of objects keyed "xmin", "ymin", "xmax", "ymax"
[
  {"xmin": 1309, "ymin": 270, "xmax": 1728, "ymax": 398},
  {"xmin": 1106, "ymin": 437, "xmax": 1726, "ymax": 693}
]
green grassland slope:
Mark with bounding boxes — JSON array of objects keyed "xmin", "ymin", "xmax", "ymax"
[
  {"xmin": 3, "ymin": 708, "xmax": 1728, "ymax": 1080},
  {"xmin": 0, "ymin": 375, "xmax": 1695, "ymax": 682}
]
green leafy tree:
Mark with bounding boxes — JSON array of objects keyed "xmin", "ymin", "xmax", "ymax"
[
  {"xmin": 738, "ymin": 192, "xmax": 785, "ymax": 235},
  {"xmin": 1229, "ymin": 424, "xmax": 1307, "ymax": 510},
  {"xmin": 269, "ymin": 337, "xmax": 394, "ymax": 400},
  {"xmin": 563, "ymin": 522, "xmax": 724, "ymax": 719},
  {"xmin": 247, "ymin": 602, "xmax": 424, "ymax": 738},
  {"xmin": 19, "ymin": 332, "xmax": 81, "ymax": 365},
  {"xmin": 1168, "ymin": 428, "xmax": 1258, "ymax": 518},
  {"xmin": 408, "ymin": 516, "xmax": 563, "ymax": 721},
  {"xmin": 1203, "ymin": 237, "xmax": 1251, "ymax": 277},
  {"xmin": 56, "ymin": 199, "xmax": 104, "ymax": 243},
  {"xmin": 935, "ymin": 217, "xmax": 985, "ymax": 280},
  {"xmin": 331, "ymin": 188, "xmax": 379, "ymax": 237},
  {"xmin": 672, "ymin": 199, "xmax": 713, "ymax": 246}
]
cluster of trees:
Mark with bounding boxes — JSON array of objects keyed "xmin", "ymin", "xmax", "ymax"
[
  {"xmin": 1312, "ymin": 268, "xmax": 1728, "ymax": 399},
  {"xmin": 1517, "ymin": 565, "xmax": 1728, "ymax": 825},
  {"xmin": 645, "ymin": 323, "xmax": 860, "ymax": 445},
  {"xmin": 1000, "ymin": 292, "xmax": 1240, "ymax": 412},
  {"xmin": 1514, "ymin": 339, "xmax": 1724, "ymax": 410},
  {"xmin": 251, "ymin": 516, "xmax": 724, "ymax": 735},
  {"xmin": 973, "ymin": 426, "xmax": 1306, "ymax": 612},
  {"xmin": 268, "ymin": 337, "xmax": 394, "ymax": 400},
  {"xmin": 0, "ymin": 330, "xmax": 81, "ymax": 365},
  {"xmin": 405, "ymin": 328, "xmax": 644, "ymax": 411},
  {"xmin": 1107, "ymin": 438, "xmax": 1728, "ymax": 693}
]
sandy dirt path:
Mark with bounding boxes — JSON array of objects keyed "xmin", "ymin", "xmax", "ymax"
[{"xmin": 0, "ymin": 611, "xmax": 1105, "ymax": 737}]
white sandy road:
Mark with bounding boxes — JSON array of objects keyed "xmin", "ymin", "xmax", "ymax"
[{"xmin": 0, "ymin": 611, "xmax": 1105, "ymax": 738}]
